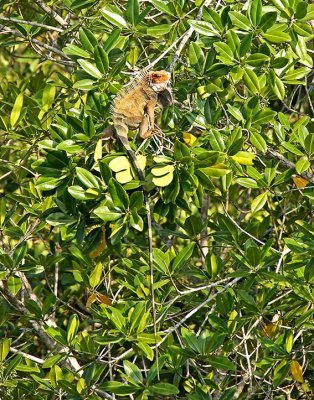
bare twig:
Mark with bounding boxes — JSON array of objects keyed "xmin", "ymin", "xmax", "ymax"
[
  {"xmin": 0, "ymin": 16, "xmax": 63, "ymax": 32},
  {"xmin": 10, "ymin": 347, "xmax": 44, "ymax": 364},
  {"xmin": 33, "ymin": 0, "xmax": 68, "ymax": 27},
  {"xmin": 169, "ymin": 0, "xmax": 214, "ymax": 71},
  {"xmin": 0, "ymin": 24, "xmax": 74, "ymax": 65},
  {"xmin": 266, "ymin": 147, "xmax": 314, "ymax": 183}
]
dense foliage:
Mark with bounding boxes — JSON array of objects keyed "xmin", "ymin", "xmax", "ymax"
[{"xmin": 0, "ymin": 0, "xmax": 313, "ymax": 399}]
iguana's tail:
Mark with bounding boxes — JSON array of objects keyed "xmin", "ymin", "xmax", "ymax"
[
  {"xmin": 114, "ymin": 122, "xmax": 145, "ymax": 182},
  {"xmin": 113, "ymin": 121, "xmax": 159, "ymax": 377}
]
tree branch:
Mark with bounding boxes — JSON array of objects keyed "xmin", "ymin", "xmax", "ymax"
[
  {"xmin": 169, "ymin": 0, "xmax": 214, "ymax": 71},
  {"xmin": 0, "ymin": 16, "xmax": 63, "ymax": 32},
  {"xmin": 266, "ymin": 147, "xmax": 314, "ymax": 184},
  {"xmin": 33, "ymin": 0, "xmax": 68, "ymax": 27},
  {"xmin": 0, "ymin": 24, "xmax": 74, "ymax": 65}
]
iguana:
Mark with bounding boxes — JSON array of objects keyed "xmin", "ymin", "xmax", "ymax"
[
  {"xmin": 104, "ymin": 70, "xmax": 172, "ymax": 180},
  {"xmin": 105, "ymin": 70, "xmax": 173, "ymax": 373}
]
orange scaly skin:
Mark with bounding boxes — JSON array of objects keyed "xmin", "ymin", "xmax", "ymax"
[
  {"xmin": 104, "ymin": 70, "xmax": 172, "ymax": 179},
  {"xmin": 113, "ymin": 70, "xmax": 171, "ymax": 140}
]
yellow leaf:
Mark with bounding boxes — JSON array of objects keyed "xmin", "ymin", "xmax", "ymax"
[
  {"xmin": 153, "ymin": 172, "xmax": 174, "ymax": 187},
  {"xmin": 96, "ymin": 293, "xmax": 112, "ymax": 306},
  {"xmin": 136, "ymin": 155, "xmax": 147, "ymax": 171},
  {"xmin": 292, "ymin": 176, "xmax": 309, "ymax": 188},
  {"xmin": 116, "ymin": 169, "xmax": 133, "ymax": 184},
  {"xmin": 86, "ymin": 293, "xmax": 97, "ymax": 308},
  {"xmin": 153, "ymin": 155, "xmax": 173, "ymax": 163},
  {"xmin": 290, "ymin": 360, "xmax": 304, "ymax": 383},
  {"xmin": 151, "ymin": 164, "xmax": 174, "ymax": 187},
  {"xmin": 231, "ymin": 151, "xmax": 255, "ymax": 166},
  {"xmin": 183, "ymin": 132, "xmax": 197, "ymax": 147},
  {"xmin": 10, "ymin": 92, "xmax": 24, "ymax": 127},
  {"xmin": 151, "ymin": 164, "xmax": 174, "ymax": 177},
  {"xmin": 89, "ymin": 227, "xmax": 106, "ymax": 259},
  {"xmin": 94, "ymin": 139, "xmax": 103, "ymax": 161},
  {"xmin": 109, "ymin": 156, "xmax": 130, "ymax": 172},
  {"xmin": 262, "ymin": 322, "xmax": 278, "ymax": 338}
]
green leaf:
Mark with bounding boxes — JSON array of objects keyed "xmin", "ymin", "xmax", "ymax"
[
  {"xmin": 42, "ymin": 84, "xmax": 56, "ymax": 109},
  {"xmin": 259, "ymin": 11, "xmax": 277, "ymax": 31},
  {"xmin": 43, "ymin": 354, "xmax": 66, "ymax": 369},
  {"xmin": 243, "ymin": 68, "xmax": 260, "ymax": 94},
  {"xmin": 249, "ymin": 0, "xmax": 262, "ymax": 26},
  {"xmin": 93, "ymin": 206, "xmax": 122, "ymax": 222},
  {"xmin": 239, "ymin": 33, "xmax": 253, "ymax": 57},
  {"xmin": 251, "ymin": 192, "xmax": 268, "ymax": 213},
  {"xmin": 123, "ymin": 360, "xmax": 143, "ymax": 384},
  {"xmin": 67, "ymin": 314, "xmax": 79, "ymax": 344},
  {"xmin": 189, "ymin": 42, "xmax": 205, "ymax": 73},
  {"xmin": 281, "ymin": 141, "xmax": 303, "ymax": 156},
  {"xmin": 171, "ymin": 243, "xmax": 195, "ymax": 272},
  {"xmin": 108, "ymin": 178, "xmax": 129, "ymax": 210},
  {"xmin": 188, "ymin": 20, "xmax": 220, "ymax": 36},
  {"xmin": 126, "ymin": 0, "xmax": 140, "ymax": 25},
  {"xmin": 148, "ymin": 383, "xmax": 179, "ymax": 396},
  {"xmin": 46, "ymin": 213, "xmax": 77, "ymax": 227},
  {"xmin": 295, "ymin": 157, "xmax": 310, "ymax": 174},
  {"xmin": 245, "ymin": 53, "xmax": 270, "ymax": 67},
  {"xmin": 73, "ymin": 79, "xmax": 96, "ymax": 90},
  {"xmin": 79, "ymin": 27, "xmax": 97, "ymax": 52},
  {"xmin": 262, "ymin": 27, "xmax": 291, "ymax": 43},
  {"xmin": 269, "ymin": 71, "xmax": 285, "ymax": 100},
  {"xmin": 253, "ymin": 109, "xmax": 276, "ymax": 125},
  {"xmin": 10, "ymin": 92, "xmax": 24, "ymax": 127},
  {"xmin": 76, "ymin": 167, "xmax": 100, "ymax": 189},
  {"xmin": 273, "ymin": 360, "xmax": 291, "ymax": 387},
  {"xmin": 89, "ymin": 263, "xmax": 103, "ymax": 288},
  {"xmin": 63, "ymin": 44, "xmax": 91, "ymax": 58},
  {"xmin": 101, "ymin": 7, "xmax": 129, "ymax": 28},
  {"xmin": 199, "ymin": 164, "xmax": 231, "ymax": 178},
  {"xmin": 214, "ymin": 42, "xmax": 234, "ymax": 65},
  {"xmin": 77, "ymin": 59, "xmax": 103, "ymax": 79},
  {"xmin": 100, "ymin": 381, "xmax": 138, "ymax": 395},
  {"xmin": 0, "ymin": 338, "xmax": 11, "ymax": 361},
  {"xmin": 94, "ymin": 46, "xmax": 109, "ymax": 74},
  {"xmin": 206, "ymin": 355, "xmax": 235, "ymax": 371},
  {"xmin": 250, "ymin": 131, "xmax": 267, "ymax": 153},
  {"xmin": 236, "ymin": 177, "xmax": 259, "ymax": 189},
  {"xmin": 150, "ymin": 0, "xmax": 175, "ymax": 16},
  {"xmin": 151, "ymin": 165, "xmax": 174, "ymax": 187},
  {"xmin": 229, "ymin": 11, "xmax": 251, "ymax": 31},
  {"xmin": 146, "ymin": 24, "xmax": 172, "ymax": 36},
  {"xmin": 304, "ymin": 133, "xmax": 314, "ymax": 156}
]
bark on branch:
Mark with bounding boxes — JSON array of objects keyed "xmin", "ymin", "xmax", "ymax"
[{"xmin": 266, "ymin": 147, "xmax": 314, "ymax": 184}]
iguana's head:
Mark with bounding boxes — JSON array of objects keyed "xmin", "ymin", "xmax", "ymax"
[{"xmin": 148, "ymin": 70, "xmax": 171, "ymax": 92}]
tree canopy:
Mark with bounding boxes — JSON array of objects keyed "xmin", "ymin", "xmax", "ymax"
[{"xmin": 0, "ymin": 0, "xmax": 313, "ymax": 399}]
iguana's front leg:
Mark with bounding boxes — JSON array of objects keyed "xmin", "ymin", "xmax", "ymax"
[{"xmin": 139, "ymin": 98, "xmax": 157, "ymax": 139}]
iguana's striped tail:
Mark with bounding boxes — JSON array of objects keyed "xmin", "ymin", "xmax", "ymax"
[{"xmin": 114, "ymin": 121, "xmax": 159, "ymax": 376}]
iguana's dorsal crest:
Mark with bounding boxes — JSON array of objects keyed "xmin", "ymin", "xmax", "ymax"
[{"xmin": 111, "ymin": 69, "xmax": 149, "ymax": 109}]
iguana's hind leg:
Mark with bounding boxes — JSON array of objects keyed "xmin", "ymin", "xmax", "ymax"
[
  {"xmin": 139, "ymin": 98, "xmax": 157, "ymax": 139},
  {"xmin": 138, "ymin": 116, "xmax": 150, "ymax": 139}
]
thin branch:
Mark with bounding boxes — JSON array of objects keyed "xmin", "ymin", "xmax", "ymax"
[
  {"xmin": 156, "ymin": 277, "xmax": 242, "ymax": 347},
  {"xmin": 0, "ymin": 16, "xmax": 63, "ymax": 32},
  {"xmin": 266, "ymin": 147, "xmax": 314, "ymax": 183},
  {"xmin": 0, "ymin": 24, "xmax": 74, "ymax": 65},
  {"xmin": 169, "ymin": 0, "xmax": 214, "ymax": 71},
  {"xmin": 0, "ymin": 281, "xmax": 81, "ymax": 373},
  {"xmin": 10, "ymin": 347, "xmax": 44, "ymax": 364},
  {"xmin": 200, "ymin": 192, "xmax": 210, "ymax": 264},
  {"xmin": 33, "ymin": 0, "xmax": 68, "ymax": 27}
]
